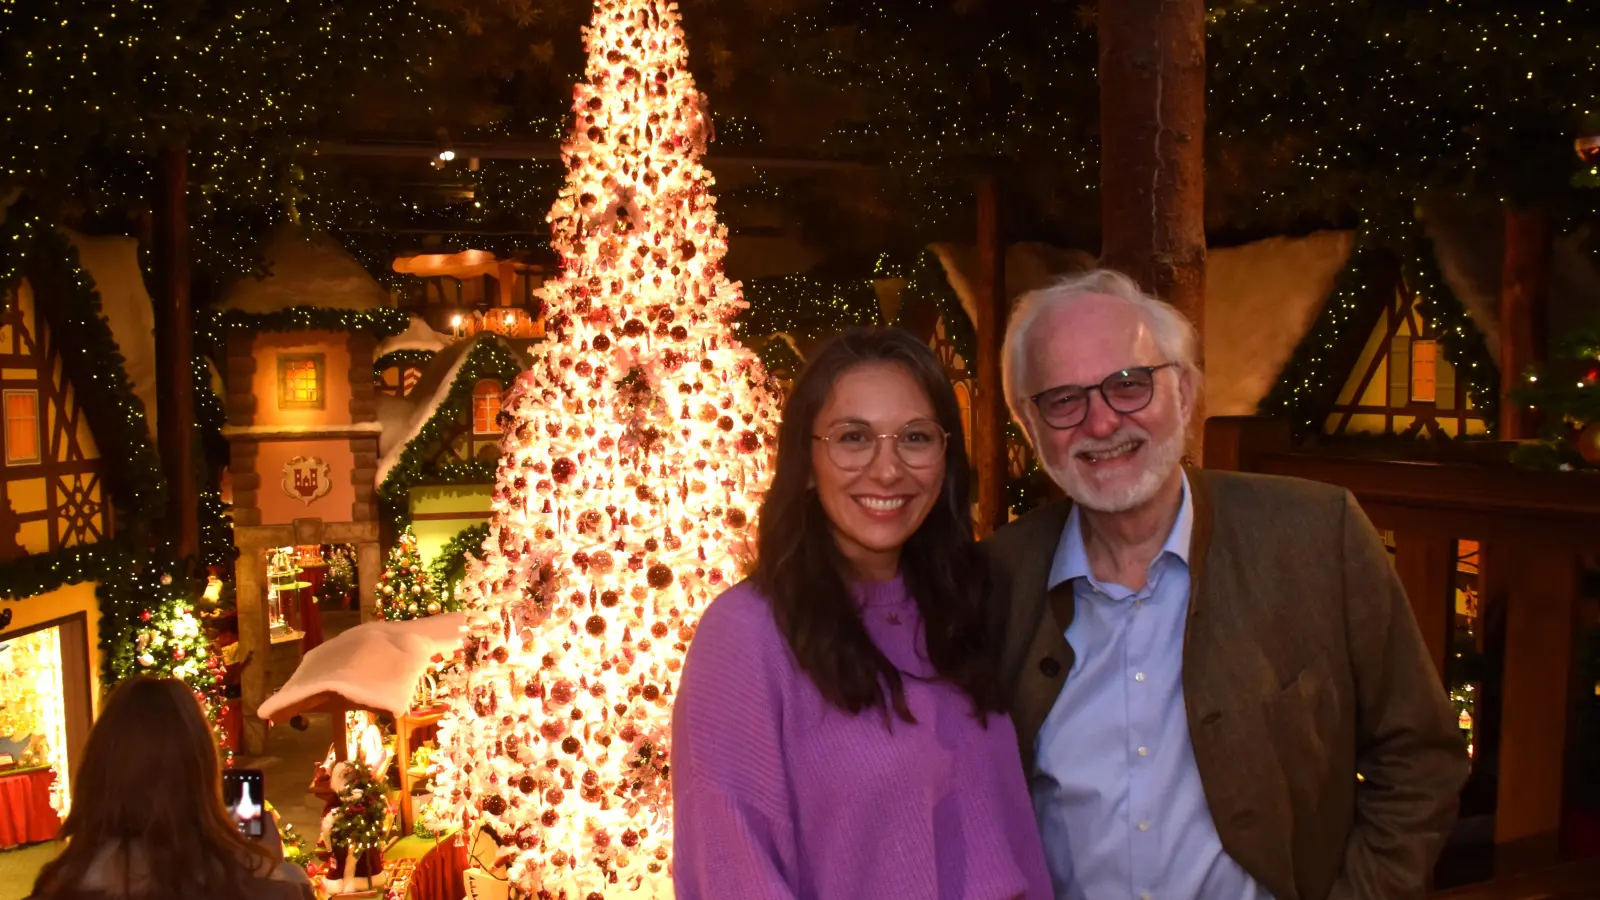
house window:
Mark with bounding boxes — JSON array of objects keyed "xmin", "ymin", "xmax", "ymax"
[
  {"xmin": 1411, "ymin": 339, "xmax": 1438, "ymax": 404},
  {"xmin": 277, "ymin": 354, "xmax": 325, "ymax": 410},
  {"xmin": 3, "ymin": 390, "xmax": 39, "ymax": 465},
  {"xmin": 473, "ymin": 381, "xmax": 503, "ymax": 434}
]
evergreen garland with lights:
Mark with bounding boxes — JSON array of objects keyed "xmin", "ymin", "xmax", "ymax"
[
  {"xmin": 376, "ymin": 339, "xmax": 526, "ymax": 530},
  {"xmin": 1, "ymin": 202, "xmax": 169, "ymax": 527},
  {"xmin": 373, "ymin": 349, "xmax": 438, "ymax": 380},
  {"xmin": 1259, "ymin": 209, "xmax": 1499, "ymax": 437},
  {"xmin": 200, "ymin": 306, "xmax": 412, "ymax": 355}
]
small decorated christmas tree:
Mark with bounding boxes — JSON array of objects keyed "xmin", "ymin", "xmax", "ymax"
[
  {"xmin": 425, "ymin": 0, "xmax": 780, "ymax": 894},
  {"xmin": 374, "ymin": 528, "xmax": 445, "ymax": 621}
]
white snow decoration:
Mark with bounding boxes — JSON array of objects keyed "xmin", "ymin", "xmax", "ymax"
[
  {"xmin": 62, "ymin": 229, "xmax": 160, "ymax": 440},
  {"xmin": 257, "ymin": 612, "xmax": 466, "ymax": 723},
  {"xmin": 375, "ymin": 316, "xmax": 452, "ymax": 357},
  {"xmin": 375, "ymin": 335, "xmax": 529, "ymax": 488},
  {"xmin": 215, "ymin": 225, "xmax": 389, "ymax": 314}
]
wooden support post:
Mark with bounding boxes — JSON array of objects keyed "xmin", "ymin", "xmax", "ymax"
[
  {"xmin": 1393, "ymin": 530, "xmax": 1455, "ymax": 683},
  {"xmin": 1498, "ymin": 207, "xmax": 1552, "ymax": 440},
  {"xmin": 1494, "ymin": 544, "xmax": 1580, "ymax": 874},
  {"xmin": 1098, "ymin": 0, "xmax": 1208, "ymax": 459},
  {"xmin": 153, "ymin": 144, "xmax": 199, "ymax": 560},
  {"xmin": 973, "ymin": 172, "xmax": 1009, "ymax": 536},
  {"xmin": 235, "ymin": 544, "xmax": 270, "ymax": 755}
]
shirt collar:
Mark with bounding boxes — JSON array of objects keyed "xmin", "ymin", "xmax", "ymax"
[{"xmin": 1048, "ymin": 470, "xmax": 1193, "ymax": 589}]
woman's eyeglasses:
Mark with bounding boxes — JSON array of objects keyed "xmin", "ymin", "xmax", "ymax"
[
  {"xmin": 1029, "ymin": 363, "xmax": 1178, "ymax": 430},
  {"xmin": 812, "ymin": 420, "xmax": 948, "ymax": 471}
]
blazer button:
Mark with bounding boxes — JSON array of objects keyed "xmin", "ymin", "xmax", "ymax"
[{"xmin": 1039, "ymin": 657, "xmax": 1062, "ymax": 678}]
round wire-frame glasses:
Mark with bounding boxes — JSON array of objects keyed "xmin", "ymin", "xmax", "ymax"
[
  {"xmin": 1029, "ymin": 363, "xmax": 1179, "ymax": 430},
  {"xmin": 812, "ymin": 420, "xmax": 949, "ymax": 471}
]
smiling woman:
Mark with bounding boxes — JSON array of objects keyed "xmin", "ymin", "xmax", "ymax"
[{"xmin": 671, "ymin": 327, "xmax": 1054, "ymax": 900}]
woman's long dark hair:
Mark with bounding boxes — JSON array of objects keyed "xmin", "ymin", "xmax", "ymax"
[
  {"xmin": 753, "ymin": 327, "xmax": 1007, "ymax": 722},
  {"xmin": 30, "ymin": 677, "xmax": 275, "ymax": 900}
]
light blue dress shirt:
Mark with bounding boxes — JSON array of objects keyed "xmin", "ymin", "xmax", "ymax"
[{"xmin": 1032, "ymin": 474, "xmax": 1272, "ymax": 900}]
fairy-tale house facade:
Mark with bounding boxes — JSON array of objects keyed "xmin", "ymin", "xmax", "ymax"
[
  {"xmin": 0, "ymin": 222, "xmax": 164, "ymax": 830},
  {"xmin": 215, "ymin": 227, "xmax": 395, "ymax": 754}
]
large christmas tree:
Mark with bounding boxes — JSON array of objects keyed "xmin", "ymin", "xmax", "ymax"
[{"xmin": 426, "ymin": 0, "xmax": 780, "ymax": 895}]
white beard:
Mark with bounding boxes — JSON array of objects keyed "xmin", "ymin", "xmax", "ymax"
[{"xmin": 1043, "ymin": 423, "xmax": 1186, "ymax": 513}]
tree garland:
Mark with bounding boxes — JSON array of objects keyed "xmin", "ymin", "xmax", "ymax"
[{"xmin": 375, "ymin": 338, "xmax": 525, "ymax": 530}]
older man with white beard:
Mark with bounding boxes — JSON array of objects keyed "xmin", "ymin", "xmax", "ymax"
[{"xmin": 986, "ymin": 269, "xmax": 1468, "ymax": 900}]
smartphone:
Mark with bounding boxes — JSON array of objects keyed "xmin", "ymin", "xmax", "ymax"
[{"xmin": 222, "ymin": 768, "xmax": 266, "ymax": 839}]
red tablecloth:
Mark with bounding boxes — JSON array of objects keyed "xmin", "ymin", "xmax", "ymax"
[
  {"xmin": 298, "ymin": 565, "xmax": 326, "ymax": 651},
  {"xmin": 407, "ymin": 837, "xmax": 470, "ymax": 900},
  {"xmin": 0, "ymin": 767, "xmax": 60, "ymax": 848}
]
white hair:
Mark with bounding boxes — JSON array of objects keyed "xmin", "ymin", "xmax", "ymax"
[{"xmin": 1001, "ymin": 268, "xmax": 1203, "ymax": 425}]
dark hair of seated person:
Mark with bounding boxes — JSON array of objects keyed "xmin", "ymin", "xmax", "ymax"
[{"xmin": 27, "ymin": 676, "xmax": 298, "ymax": 900}]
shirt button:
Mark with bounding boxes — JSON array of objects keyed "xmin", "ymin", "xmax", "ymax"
[
  {"xmin": 1138, "ymin": 821, "xmax": 1150, "ymax": 832},
  {"xmin": 1134, "ymin": 672, "xmax": 1146, "ymax": 682},
  {"xmin": 1137, "ymin": 746, "xmax": 1149, "ymax": 757},
  {"xmin": 1039, "ymin": 657, "xmax": 1062, "ymax": 678}
]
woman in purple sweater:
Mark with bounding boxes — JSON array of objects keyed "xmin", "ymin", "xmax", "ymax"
[{"xmin": 672, "ymin": 328, "xmax": 1053, "ymax": 900}]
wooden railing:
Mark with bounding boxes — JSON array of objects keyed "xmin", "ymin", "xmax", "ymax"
[{"xmin": 1206, "ymin": 416, "xmax": 1600, "ymax": 882}]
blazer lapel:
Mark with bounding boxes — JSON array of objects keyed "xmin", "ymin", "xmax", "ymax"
[{"xmin": 1002, "ymin": 501, "xmax": 1076, "ymax": 774}]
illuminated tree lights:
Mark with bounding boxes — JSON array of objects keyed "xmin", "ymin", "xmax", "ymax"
[{"xmin": 425, "ymin": 1, "xmax": 780, "ymax": 895}]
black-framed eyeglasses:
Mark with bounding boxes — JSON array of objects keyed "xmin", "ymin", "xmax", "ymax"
[
  {"xmin": 1029, "ymin": 363, "xmax": 1179, "ymax": 430},
  {"xmin": 812, "ymin": 420, "xmax": 949, "ymax": 471}
]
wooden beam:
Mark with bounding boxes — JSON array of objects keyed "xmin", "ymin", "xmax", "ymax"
[
  {"xmin": 1493, "ymin": 543, "xmax": 1580, "ymax": 874},
  {"xmin": 153, "ymin": 145, "xmax": 199, "ymax": 560},
  {"xmin": 311, "ymin": 140, "xmax": 874, "ymax": 171},
  {"xmin": 1392, "ymin": 530, "xmax": 1455, "ymax": 682},
  {"xmin": 973, "ymin": 173, "xmax": 1008, "ymax": 536}
]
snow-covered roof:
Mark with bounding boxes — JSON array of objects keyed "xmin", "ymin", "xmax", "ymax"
[
  {"xmin": 63, "ymin": 229, "xmax": 159, "ymax": 441},
  {"xmin": 376, "ymin": 316, "xmax": 452, "ymax": 357},
  {"xmin": 375, "ymin": 334, "xmax": 531, "ymax": 485},
  {"xmin": 216, "ymin": 225, "xmax": 390, "ymax": 314},
  {"xmin": 1204, "ymin": 231, "xmax": 1353, "ymax": 417},
  {"xmin": 257, "ymin": 612, "xmax": 466, "ymax": 722},
  {"xmin": 1422, "ymin": 198, "xmax": 1600, "ymax": 361},
  {"xmin": 925, "ymin": 233, "xmax": 1354, "ymax": 419}
]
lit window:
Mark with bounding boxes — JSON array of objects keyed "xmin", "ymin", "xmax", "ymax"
[
  {"xmin": 473, "ymin": 381, "xmax": 503, "ymax": 434},
  {"xmin": 277, "ymin": 354, "xmax": 325, "ymax": 410},
  {"xmin": 1411, "ymin": 339, "xmax": 1438, "ymax": 404},
  {"xmin": 3, "ymin": 390, "xmax": 39, "ymax": 465}
]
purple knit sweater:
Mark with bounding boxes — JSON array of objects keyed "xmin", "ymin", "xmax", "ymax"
[{"xmin": 670, "ymin": 576, "xmax": 1054, "ymax": 900}]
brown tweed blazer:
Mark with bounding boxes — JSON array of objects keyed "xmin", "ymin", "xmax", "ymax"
[{"xmin": 986, "ymin": 468, "xmax": 1468, "ymax": 900}]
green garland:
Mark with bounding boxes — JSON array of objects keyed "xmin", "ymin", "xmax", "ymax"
[
  {"xmin": 374, "ymin": 349, "xmax": 437, "ymax": 379},
  {"xmin": 376, "ymin": 338, "xmax": 524, "ymax": 530},
  {"xmin": 426, "ymin": 522, "xmax": 489, "ymax": 598},
  {"xmin": 0, "ymin": 203, "xmax": 169, "ymax": 528},
  {"xmin": 199, "ymin": 306, "xmax": 411, "ymax": 355},
  {"xmin": 1259, "ymin": 208, "xmax": 1499, "ymax": 438}
]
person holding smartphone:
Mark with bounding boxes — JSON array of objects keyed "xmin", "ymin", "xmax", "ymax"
[
  {"xmin": 27, "ymin": 676, "xmax": 313, "ymax": 900},
  {"xmin": 671, "ymin": 328, "xmax": 1053, "ymax": 899}
]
